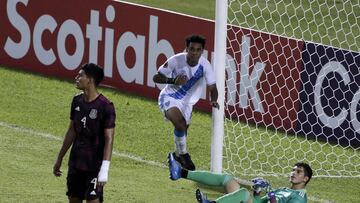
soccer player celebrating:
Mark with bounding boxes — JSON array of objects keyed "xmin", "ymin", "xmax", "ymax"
[
  {"xmin": 153, "ymin": 34, "xmax": 219, "ymax": 170},
  {"xmin": 53, "ymin": 63, "xmax": 116, "ymax": 203},
  {"xmin": 168, "ymin": 153, "xmax": 312, "ymax": 203}
]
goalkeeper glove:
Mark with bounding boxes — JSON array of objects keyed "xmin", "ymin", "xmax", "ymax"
[
  {"xmin": 267, "ymin": 191, "xmax": 276, "ymax": 203},
  {"xmin": 251, "ymin": 177, "xmax": 271, "ymax": 193}
]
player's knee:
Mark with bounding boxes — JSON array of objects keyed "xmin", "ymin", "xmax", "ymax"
[
  {"xmin": 224, "ymin": 176, "xmax": 240, "ymax": 193},
  {"xmin": 173, "ymin": 120, "xmax": 187, "ymax": 132},
  {"xmin": 174, "ymin": 128, "xmax": 186, "ymax": 137},
  {"xmin": 222, "ymin": 174, "xmax": 233, "ymax": 185}
]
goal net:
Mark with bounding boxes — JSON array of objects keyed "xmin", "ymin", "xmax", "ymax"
[{"xmin": 222, "ymin": 0, "xmax": 360, "ymax": 178}]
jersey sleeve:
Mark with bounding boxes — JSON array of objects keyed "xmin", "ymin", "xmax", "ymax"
[
  {"xmin": 157, "ymin": 56, "xmax": 177, "ymax": 77},
  {"xmin": 252, "ymin": 195, "xmax": 268, "ymax": 203},
  {"xmin": 70, "ymin": 96, "xmax": 76, "ymax": 120},
  {"xmin": 103, "ymin": 102, "xmax": 116, "ymax": 128},
  {"xmin": 203, "ymin": 59, "xmax": 216, "ymax": 85}
]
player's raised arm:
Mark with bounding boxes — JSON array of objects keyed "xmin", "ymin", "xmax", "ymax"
[
  {"xmin": 153, "ymin": 72, "xmax": 171, "ymax": 84},
  {"xmin": 153, "ymin": 72, "xmax": 187, "ymax": 85}
]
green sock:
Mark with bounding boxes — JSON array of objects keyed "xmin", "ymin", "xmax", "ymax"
[
  {"xmin": 186, "ymin": 170, "xmax": 232, "ymax": 187},
  {"xmin": 215, "ymin": 188, "xmax": 250, "ymax": 203}
]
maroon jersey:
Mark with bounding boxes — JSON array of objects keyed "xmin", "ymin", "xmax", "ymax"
[{"xmin": 68, "ymin": 93, "xmax": 116, "ymax": 172}]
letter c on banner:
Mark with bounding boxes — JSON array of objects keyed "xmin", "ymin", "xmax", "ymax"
[{"xmin": 314, "ymin": 61, "xmax": 349, "ymax": 129}]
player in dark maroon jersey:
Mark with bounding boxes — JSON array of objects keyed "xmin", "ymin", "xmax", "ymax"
[{"xmin": 53, "ymin": 63, "xmax": 116, "ymax": 203}]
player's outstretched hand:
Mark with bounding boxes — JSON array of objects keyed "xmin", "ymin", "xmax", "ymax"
[
  {"xmin": 251, "ymin": 177, "xmax": 271, "ymax": 193},
  {"xmin": 211, "ymin": 101, "xmax": 219, "ymax": 109},
  {"xmin": 53, "ymin": 159, "xmax": 62, "ymax": 177},
  {"xmin": 174, "ymin": 75, "xmax": 188, "ymax": 85}
]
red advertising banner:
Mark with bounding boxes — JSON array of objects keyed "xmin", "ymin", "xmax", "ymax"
[
  {"xmin": 0, "ymin": 0, "xmax": 303, "ymax": 132},
  {"xmin": 225, "ymin": 28, "xmax": 304, "ymax": 131},
  {"xmin": 0, "ymin": 0, "xmax": 214, "ymax": 109}
]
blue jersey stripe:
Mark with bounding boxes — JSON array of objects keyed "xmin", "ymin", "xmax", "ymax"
[
  {"xmin": 159, "ymin": 94, "xmax": 166, "ymax": 109},
  {"xmin": 168, "ymin": 65, "xmax": 204, "ymax": 100}
]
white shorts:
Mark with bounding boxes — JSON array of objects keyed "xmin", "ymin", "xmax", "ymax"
[{"xmin": 158, "ymin": 94, "xmax": 193, "ymax": 125}]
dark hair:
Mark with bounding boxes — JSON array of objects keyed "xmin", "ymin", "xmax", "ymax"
[
  {"xmin": 81, "ymin": 63, "xmax": 104, "ymax": 86},
  {"xmin": 185, "ymin": 34, "xmax": 206, "ymax": 48},
  {"xmin": 295, "ymin": 162, "xmax": 313, "ymax": 185}
]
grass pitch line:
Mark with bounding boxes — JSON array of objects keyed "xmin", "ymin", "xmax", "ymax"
[
  {"xmin": 0, "ymin": 121, "xmax": 167, "ymax": 169},
  {"xmin": 0, "ymin": 121, "xmax": 332, "ymax": 203},
  {"xmin": 112, "ymin": 151, "xmax": 167, "ymax": 168},
  {"xmin": 0, "ymin": 121, "xmax": 63, "ymax": 141}
]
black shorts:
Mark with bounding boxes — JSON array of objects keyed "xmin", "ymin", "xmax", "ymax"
[{"xmin": 66, "ymin": 168, "xmax": 104, "ymax": 202}]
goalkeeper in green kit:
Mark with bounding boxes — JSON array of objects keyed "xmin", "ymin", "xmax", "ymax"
[{"xmin": 168, "ymin": 153, "xmax": 312, "ymax": 203}]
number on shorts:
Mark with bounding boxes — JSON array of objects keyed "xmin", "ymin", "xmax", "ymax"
[{"xmin": 91, "ymin": 178, "xmax": 97, "ymax": 189}]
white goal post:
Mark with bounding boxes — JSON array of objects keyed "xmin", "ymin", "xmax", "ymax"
[
  {"xmin": 211, "ymin": 0, "xmax": 360, "ymax": 178},
  {"xmin": 210, "ymin": 0, "xmax": 228, "ymax": 173}
]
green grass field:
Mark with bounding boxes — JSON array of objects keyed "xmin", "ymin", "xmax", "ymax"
[
  {"xmin": 0, "ymin": 66, "xmax": 219, "ymax": 203},
  {"xmin": 0, "ymin": 66, "xmax": 358, "ymax": 203},
  {"xmin": 1, "ymin": 0, "xmax": 359, "ymax": 202},
  {"xmin": 125, "ymin": 0, "xmax": 359, "ymax": 51}
]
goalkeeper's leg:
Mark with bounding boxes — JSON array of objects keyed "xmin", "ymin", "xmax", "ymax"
[
  {"xmin": 168, "ymin": 153, "xmax": 250, "ymax": 202},
  {"xmin": 185, "ymin": 170, "xmax": 233, "ymax": 187},
  {"xmin": 184, "ymin": 170, "xmax": 241, "ymax": 193},
  {"xmin": 185, "ymin": 171, "xmax": 252, "ymax": 203},
  {"xmin": 214, "ymin": 188, "xmax": 251, "ymax": 203}
]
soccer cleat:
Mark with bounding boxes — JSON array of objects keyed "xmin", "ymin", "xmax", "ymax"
[
  {"xmin": 172, "ymin": 152, "xmax": 196, "ymax": 171},
  {"xmin": 195, "ymin": 189, "xmax": 212, "ymax": 203},
  {"xmin": 168, "ymin": 152, "xmax": 182, "ymax": 180}
]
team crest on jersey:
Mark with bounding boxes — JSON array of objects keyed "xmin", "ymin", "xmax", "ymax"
[{"xmin": 89, "ymin": 109, "xmax": 98, "ymax": 119}]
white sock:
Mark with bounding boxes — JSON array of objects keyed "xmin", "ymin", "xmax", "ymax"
[{"xmin": 174, "ymin": 135, "xmax": 187, "ymax": 155}]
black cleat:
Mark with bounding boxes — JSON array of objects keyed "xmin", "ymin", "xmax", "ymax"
[
  {"xmin": 195, "ymin": 189, "xmax": 211, "ymax": 203},
  {"xmin": 172, "ymin": 152, "xmax": 196, "ymax": 171}
]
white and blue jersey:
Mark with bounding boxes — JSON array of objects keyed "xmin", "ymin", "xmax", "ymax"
[
  {"xmin": 158, "ymin": 52, "xmax": 215, "ymax": 105},
  {"xmin": 157, "ymin": 52, "xmax": 215, "ymax": 124}
]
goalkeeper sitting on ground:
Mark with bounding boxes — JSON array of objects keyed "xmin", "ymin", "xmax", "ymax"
[{"xmin": 168, "ymin": 153, "xmax": 312, "ymax": 203}]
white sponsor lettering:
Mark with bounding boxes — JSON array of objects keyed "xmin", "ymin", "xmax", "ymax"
[
  {"xmin": 314, "ymin": 61, "xmax": 349, "ymax": 129},
  {"xmin": 33, "ymin": 15, "xmax": 57, "ymax": 65},
  {"xmin": 4, "ymin": 0, "xmax": 30, "ymax": 59},
  {"xmin": 147, "ymin": 15, "xmax": 175, "ymax": 89},
  {"xmin": 225, "ymin": 53, "xmax": 237, "ymax": 106},
  {"xmin": 223, "ymin": 36, "xmax": 265, "ymax": 112},
  {"xmin": 239, "ymin": 36, "xmax": 265, "ymax": 112},
  {"xmin": 4, "ymin": 1, "xmax": 178, "ymax": 87},
  {"xmin": 116, "ymin": 32, "xmax": 145, "ymax": 84},
  {"xmin": 314, "ymin": 61, "xmax": 360, "ymax": 133},
  {"xmin": 57, "ymin": 19, "xmax": 84, "ymax": 70},
  {"xmin": 350, "ymin": 89, "xmax": 360, "ymax": 134},
  {"xmin": 4, "ymin": 0, "xmax": 267, "ymax": 115},
  {"xmin": 104, "ymin": 5, "xmax": 115, "ymax": 77},
  {"xmin": 86, "ymin": 10, "xmax": 102, "ymax": 64}
]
